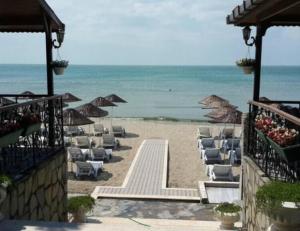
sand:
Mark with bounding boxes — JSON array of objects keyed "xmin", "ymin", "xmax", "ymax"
[{"xmin": 68, "ymin": 118, "xmax": 241, "ymax": 194}]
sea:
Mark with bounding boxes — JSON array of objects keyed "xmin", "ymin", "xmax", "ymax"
[{"xmin": 0, "ymin": 64, "xmax": 299, "ymax": 120}]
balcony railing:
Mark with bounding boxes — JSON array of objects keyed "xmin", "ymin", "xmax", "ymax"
[
  {"xmin": 246, "ymin": 100, "xmax": 300, "ymax": 182},
  {"xmin": 0, "ymin": 95, "xmax": 64, "ymax": 178}
]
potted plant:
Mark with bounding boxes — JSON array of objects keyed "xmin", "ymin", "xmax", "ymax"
[
  {"xmin": 0, "ymin": 175, "xmax": 12, "ymax": 220},
  {"xmin": 236, "ymin": 58, "xmax": 255, "ymax": 74},
  {"xmin": 214, "ymin": 202, "xmax": 241, "ymax": 230},
  {"xmin": 20, "ymin": 113, "xmax": 42, "ymax": 137},
  {"xmin": 52, "ymin": 60, "xmax": 68, "ymax": 75},
  {"xmin": 0, "ymin": 122, "xmax": 23, "ymax": 147},
  {"xmin": 256, "ymin": 181, "xmax": 300, "ymax": 231},
  {"xmin": 67, "ymin": 196, "xmax": 95, "ymax": 223}
]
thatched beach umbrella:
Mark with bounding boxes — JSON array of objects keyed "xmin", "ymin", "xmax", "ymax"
[
  {"xmin": 210, "ymin": 110, "xmax": 242, "ymax": 124},
  {"xmin": 105, "ymin": 94, "xmax": 127, "ymax": 103},
  {"xmin": 0, "ymin": 97, "xmax": 15, "ymax": 106},
  {"xmin": 90, "ymin": 97, "xmax": 117, "ymax": 107},
  {"xmin": 62, "ymin": 93, "xmax": 81, "ymax": 103},
  {"xmin": 201, "ymin": 100, "xmax": 237, "ymax": 109},
  {"xmin": 19, "ymin": 91, "xmax": 35, "ymax": 99},
  {"xmin": 63, "ymin": 108, "xmax": 94, "ymax": 126},
  {"xmin": 199, "ymin": 95, "xmax": 229, "ymax": 106},
  {"xmin": 75, "ymin": 103, "xmax": 108, "ymax": 118}
]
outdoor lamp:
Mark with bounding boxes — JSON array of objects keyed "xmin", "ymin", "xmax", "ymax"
[{"xmin": 243, "ymin": 26, "xmax": 255, "ymax": 46}]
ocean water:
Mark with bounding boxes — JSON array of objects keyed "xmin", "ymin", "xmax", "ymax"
[{"xmin": 0, "ymin": 64, "xmax": 299, "ymax": 120}]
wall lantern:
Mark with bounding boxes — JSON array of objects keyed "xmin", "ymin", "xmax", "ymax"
[
  {"xmin": 243, "ymin": 26, "xmax": 256, "ymax": 46},
  {"xmin": 52, "ymin": 28, "xmax": 65, "ymax": 49}
]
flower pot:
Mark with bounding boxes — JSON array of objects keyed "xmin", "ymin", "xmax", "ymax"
[
  {"xmin": 214, "ymin": 209, "xmax": 240, "ymax": 230},
  {"xmin": 53, "ymin": 66, "xmax": 66, "ymax": 75},
  {"xmin": 241, "ymin": 66, "xmax": 254, "ymax": 74},
  {"xmin": 22, "ymin": 123, "xmax": 41, "ymax": 137},
  {"xmin": 70, "ymin": 208, "xmax": 86, "ymax": 223},
  {"xmin": 266, "ymin": 204, "xmax": 300, "ymax": 231},
  {"xmin": 0, "ymin": 129, "xmax": 23, "ymax": 148},
  {"xmin": 266, "ymin": 137, "xmax": 300, "ymax": 162}
]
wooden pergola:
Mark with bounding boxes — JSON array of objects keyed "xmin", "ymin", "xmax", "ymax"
[
  {"xmin": 227, "ymin": 0, "xmax": 300, "ymax": 101},
  {"xmin": 0, "ymin": 0, "xmax": 65, "ymax": 145}
]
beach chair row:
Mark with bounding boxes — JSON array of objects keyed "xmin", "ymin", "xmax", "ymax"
[{"xmin": 64, "ymin": 124, "xmax": 126, "ymax": 137}]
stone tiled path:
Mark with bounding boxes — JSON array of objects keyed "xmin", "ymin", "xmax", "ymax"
[{"xmin": 92, "ymin": 139, "xmax": 200, "ymax": 201}]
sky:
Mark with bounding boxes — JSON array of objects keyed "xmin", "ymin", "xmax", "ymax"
[{"xmin": 0, "ymin": 0, "xmax": 300, "ymax": 65}]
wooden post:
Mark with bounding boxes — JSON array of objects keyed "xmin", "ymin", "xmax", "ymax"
[
  {"xmin": 253, "ymin": 25, "xmax": 264, "ymax": 102},
  {"xmin": 44, "ymin": 16, "xmax": 55, "ymax": 146}
]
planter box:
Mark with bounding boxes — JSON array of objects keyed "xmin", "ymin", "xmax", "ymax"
[
  {"xmin": 255, "ymin": 128, "xmax": 269, "ymax": 144},
  {"xmin": 22, "ymin": 123, "xmax": 41, "ymax": 137},
  {"xmin": 0, "ymin": 129, "xmax": 23, "ymax": 148},
  {"xmin": 266, "ymin": 136, "xmax": 300, "ymax": 162}
]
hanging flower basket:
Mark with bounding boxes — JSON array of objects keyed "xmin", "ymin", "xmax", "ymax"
[
  {"xmin": 52, "ymin": 60, "xmax": 69, "ymax": 75},
  {"xmin": 236, "ymin": 58, "xmax": 255, "ymax": 75}
]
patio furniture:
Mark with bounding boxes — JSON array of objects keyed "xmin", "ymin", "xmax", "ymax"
[
  {"xmin": 75, "ymin": 161, "xmax": 94, "ymax": 178},
  {"xmin": 221, "ymin": 138, "xmax": 240, "ymax": 153},
  {"xmin": 86, "ymin": 160, "xmax": 104, "ymax": 177},
  {"xmin": 111, "ymin": 126, "xmax": 125, "ymax": 137},
  {"xmin": 209, "ymin": 164, "xmax": 234, "ymax": 181},
  {"xmin": 91, "ymin": 148, "xmax": 112, "ymax": 161},
  {"xmin": 228, "ymin": 148, "xmax": 242, "ymax": 165},
  {"xmin": 198, "ymin": 138, "xmax": 216, "ymax": 158},
  {"xmin": 102, "ymin": 134, "xmax": 119, "ymax": 149},
  {"xmin": 64, "ymin": 126, "xmax": 84, "ymax": 137},
  {"xmin": 94, "ymin": 124, "xmax": 106, "ymax": 136},
  {"xmin": 68, "ymin": 147, "xmax": 85, "ymax": 162},
  {"xmin": 203, "ymin": 148, "xmax": 222, "ymax": 164},
  {"xmin": 197, "ymin": 127, "xmax": 212, "ymax": 139},
  {"xmin": 74, "ymin": 136, "xmax": 94, "ymax": 149},
  {"xmin": 220, "ymin": 128, "xmax": 234, "ymax": 139}
]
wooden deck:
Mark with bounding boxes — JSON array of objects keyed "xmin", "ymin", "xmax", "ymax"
[{"xmin": 92, "ymin": 139, "xmax": 200, "ymax": 201}]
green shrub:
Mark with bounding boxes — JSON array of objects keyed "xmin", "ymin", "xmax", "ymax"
[
  {"xmin": 215, "ymin": 202, "xmax": 241, "ymax": 213},
  {"xmin": 0, "ymin": 174, "xmax": 12, "ymax": 186},
  {"xmin": 256, "ymin": 181, "xmax": 300, "ymax": 210},
  {"xmin": 236, "ymin": 58, "xmax": 255, "ymax": 67},
  {"xmin": 67, "ymin": 196, "xmax": 95, "ymax": 213}
]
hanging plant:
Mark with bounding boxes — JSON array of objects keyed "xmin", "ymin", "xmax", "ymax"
[
  {"xmin": 52, "ymin": 48, "xmax": 69, "ymax": 75},
  {"xmin": 236, "ymin": 58, "xmax": 255, "ymax": 74}
]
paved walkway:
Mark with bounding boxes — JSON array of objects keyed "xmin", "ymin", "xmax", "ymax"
[{"xmin": 92, "ymin": 139, "xmax": 200, "ymax": 201}]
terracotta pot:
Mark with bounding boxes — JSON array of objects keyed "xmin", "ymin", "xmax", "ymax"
[
  {"xmin": 214, "ymin": 208, "xmax": 240, "ymax": 230},
  {"xmin": 71, "ymin": 208, "xmax": 86, "ymax": 223},
  {"xmin": 53, "ymin": 67, "xmax": 66, "ymax": 75},
  {"xmin": 266, "ymin": 203, "xmax": 300, "ymax": 231}
]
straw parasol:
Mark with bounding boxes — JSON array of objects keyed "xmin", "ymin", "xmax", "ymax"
[
  {"xmin": 105, "ymin": 94, "xmax": 127, "ymax": 103},
  {"xmin": 19, "ymin": 91, "xmax": 35, "ymax": 99},
  {"xmin": 199, "ymin": 95, "xmax": 229, "ymax": 106},
  {"xmin": 209, "ymin": 110, "xmax": 242, "ymax": 124},
  {"xmin": 0, "ymin": 97, "xmax": 15, "ymax": 106},
  {"xmin": 63, "ymin": 108, "xmax": 94, "ymax": 126},
  {"xmin": 62, "ymin": 93, "xmax": 81, "ymax": 103},
  {"xmin": 90, "ymin": 97, "xmax": 117, "ymax": 107},
  {"xmin": 75, "ymin": 103, "xmax": 108, "ymax": 118},
  {"xmin": 201, "ymin": 100, "xmax": 237, "ymax": 109}
]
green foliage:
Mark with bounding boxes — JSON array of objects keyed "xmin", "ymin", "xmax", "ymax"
[
  {"xmin": 52, "ymin": 60, "xmax": 69, "ymax": 67},
  {"xmin": 256, "ymin": 181, "xmax": 300, "ymax": 210},
  {"xmin": 0, "ymin": 174, "xmax": 12, "ymax": 186},
  {"xmin": 215, "ymin": 202, "xmax": 241, "ymax": 213},
  {"xmin": 67, "ymin": 196, "xmax": 95, "ymax": 213},
  {"xmin": 236, "ymin": 58, "xmax": 255, "ymax": 67}
]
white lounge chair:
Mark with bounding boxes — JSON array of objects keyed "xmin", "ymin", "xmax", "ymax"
[
  {"xmin": 74, "ymin": 136, "xmax": 94, "ymax": 149},
  {"xmin": 102, "ymin": 134, "xmax": 119, "ymax": 149},
  {"xmin": 75, "ymin": 161, "xmax": 95, "ymax": 178},
  {"xmin": 94, "ymin": 124, "xmax": 106, "ymax": 136},
  {"xmin": 221, "ymin": 138, "xmax": 240, "ymax": 153},
  {"xmin": 111, "ymin": 126, "xmax": 125, "ymax": 137},
  {"xmin": 197, "ymin": 127, "xmax": 212, "ymax": 139},
  {"xmin": 209, "ymin": 164, "xmax": 234, "ymax": 181},
  {"xmin": 220, "ymin": 128, "xmax": 234, "ymax": 139},
  {"xmin": 198, "ymin": 138, "xmax": 216, "ymax": 158},
  {"xmin": 68, "ymin": 147, "xmax": 85, "ymax": 162},
  {"xmin": 91, "ymin": 148, "xmax": 112, "ymax": 161},
  {"xmin": 203, "ymin": 148, "xmax": 222, "ymax": 164},
  {"xmin": 229, "ymin": 148, "xmax": 242, "ymax": 165},
  {"xmin": 64, "ymin": 126, "xmax": 84, "ymax": 137}
]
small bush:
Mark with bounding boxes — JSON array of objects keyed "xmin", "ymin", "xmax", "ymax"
[
  {"xmin": 67, "ymin": 196, "xmax": 95, "ymax": 213},
  {"xmin": 256, "ymin": 181, "xmax": 300, "ymax": 210},
  {"xmin": 0, "ymin": 174, "xmax": 12, "ymax": 186},
  {"xmin": 236, "ymin": 58, "xmax": 255, "ymax": 67},
  {"xmin": 215, "ymin": 202, "xmax": 241, "ymax": 213}
]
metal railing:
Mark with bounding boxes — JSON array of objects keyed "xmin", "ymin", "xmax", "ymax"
[
  {"xmin": 246, "ymin": 100, "xmax": 300, "ymax": 182},
  {"xmin": 0, "ymin": 95, "xmax": 64, "ymax": 177}
]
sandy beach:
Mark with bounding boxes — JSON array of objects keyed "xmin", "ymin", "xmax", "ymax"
[{"xmin": 68, "ymin": 118, "xmax": 241, "ymax": 194}]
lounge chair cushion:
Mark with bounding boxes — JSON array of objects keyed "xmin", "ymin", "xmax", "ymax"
[
  {"xmin": 91, "ymin": 148, "xmax": 108, "ymax": 161},
  {"xmin": 200, "ymin": 138, "xmax": 215, "ymax": 149},
  {"xmin": 68, "ymin": 147, "xmax": 84, "ymax": 161},
  {"xmin": 211, "ymin": 164, "xmax": 233, "ymax": 181},
  {"xmin": 198, "ymin": 127, "xmax": 211, "ymax": 138},
  {"xmin": 75, "ymin": 136, "xmax": 91, "ymax": 148}
]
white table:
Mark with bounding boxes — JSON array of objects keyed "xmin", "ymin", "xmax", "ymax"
[{"xmin": 86, "ymin": 160, "xmax": 104, "ymax": 177}]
